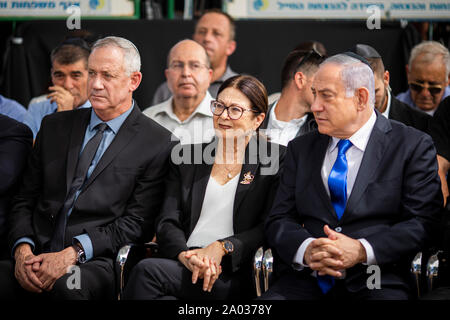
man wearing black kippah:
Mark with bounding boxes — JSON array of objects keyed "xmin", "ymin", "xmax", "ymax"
[{"xmin": 348, "ymin": 44, "xmax": 430, "ymax": 133}]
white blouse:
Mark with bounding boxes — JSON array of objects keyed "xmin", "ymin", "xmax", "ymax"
[{"xmin": 186, "ymin": 174, "xmax": 239, "ymax": 248}]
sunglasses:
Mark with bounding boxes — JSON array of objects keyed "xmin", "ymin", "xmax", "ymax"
[
  {"xmin": 210, "ymin": 100, "xmax": 259, "ymax": 120},
  {"xmin": 409, "ymin": 81, "xmax": 444, "ymax": 96},
  {"xmin": 294, "ymin": 49, "xmax": 325, "ymax": 75}
]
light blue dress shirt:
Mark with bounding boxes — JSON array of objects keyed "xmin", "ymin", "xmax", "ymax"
[
  {"xmin": 0, "ymin": 95, "xmax": 28, "ymax": 125},
  {"xmin": 24, "ymin": 98, "xmax": 91, "ymax": 139},
  {"xmin": 13, "ymin": 104, "xmax": 134, "ymax": 262}
]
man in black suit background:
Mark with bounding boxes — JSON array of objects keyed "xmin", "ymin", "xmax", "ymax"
[
  {"xmin": 0, "ymin": 115, "xmax": 32, "ymax": 259},
  {"xmin": 349, "ymin": 44, "xmax": 431, "ymax": 133},
  {"xmin": 262, "ymin": 53, "xmax": 442, "ymax": 300},
  {"xmin": 0, "ymin": 36, "xmax": 175, "ymax": 299}
]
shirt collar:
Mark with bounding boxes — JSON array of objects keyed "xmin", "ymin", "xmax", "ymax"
[
  {"xmin": 213, "ymin": 65, "xmax": 237, "ymax": 84},
  {"xmin": 329, "ymin": 109, "xmax": 376, "ymax": 153},
  {"xmin": 154, "ymin": 91, "xmax": 213, "ymax": 121},
  {"xmin": 270, "ymin": 100, "xmax": 309, "ymax": 126},
  {"xmin": 382, "ymin": 89, "xmax": 392, "ymax": 118},
  {"xmin": 89, "ymin": 101, "xmax": 134, "ymax": 134}
]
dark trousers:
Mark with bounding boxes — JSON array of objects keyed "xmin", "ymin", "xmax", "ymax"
[
  {"xmin": 0, "ymin": 257, "xmax": 115, "ymax": 300},
  {"xmin": 259, "ymin": 271, "xmax": 410, "ymax": 300},
  {"xmin": 123, "ymin": 258, "xmax": 248, "ymax": 300}
]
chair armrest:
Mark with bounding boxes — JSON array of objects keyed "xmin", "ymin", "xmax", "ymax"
[{"xmin": 115, "ymin": 242, "xmax": 159, "ymax": 300}]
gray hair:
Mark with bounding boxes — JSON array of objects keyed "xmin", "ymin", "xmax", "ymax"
[
  {"xmin": 92, "ymin": 36, "xmax": 141, "ymax": 75},
  {"xmin": 409, "ymin": 41, "xmax": 450, "ymax": 78},
  {"xmin": 321, "ymin": 54, "xmax": 375, "ymax": 108}
]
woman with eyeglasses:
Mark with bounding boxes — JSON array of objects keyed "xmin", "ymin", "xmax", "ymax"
[{"xmin": 123, "ymin": 75, "xmax": 285, "ymax": 300}]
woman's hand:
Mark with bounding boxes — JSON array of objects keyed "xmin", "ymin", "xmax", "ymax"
[{"xmin": 178, "ymin": 241, "xmax": 226, "ymax": 291}]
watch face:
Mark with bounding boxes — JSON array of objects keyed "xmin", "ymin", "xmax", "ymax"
[{"xmin": 224, "ymin": 241, "xmax": 233, "ymax": 253}]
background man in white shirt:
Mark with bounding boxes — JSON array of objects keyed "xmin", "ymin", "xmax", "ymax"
[
  {"xmin": 261, "ymin": 49, "xmax": 324, "ymax": 146},
  {"xmin": 262, "ymin": 53, "xmax": 442, "ymax": 300},
  {"xmin": 143, "ymin": 39, "xmax": 214, "ymax": 144},
  {"xmin": 151, "ymin": 9, "xmax": 237, "ymax": 105}
]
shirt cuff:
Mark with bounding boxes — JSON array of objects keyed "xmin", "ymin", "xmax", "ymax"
[
  {"xmin": 73, "ymin": 234, "xmax": 93, "ymax": 262},
  {"xmin": 358, "ymin": 238, "xmax": 377, "ymax": 265},
  {"xmin": 12, "ymin": 237, "xmax": 35, "ymax": 259},
  {"xmin": 292, "ymin": 237, "xmax": 316, "ymax": 271}
]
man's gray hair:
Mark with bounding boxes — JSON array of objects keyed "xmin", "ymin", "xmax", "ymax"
[
  {"xmin": 92, "ymin": 36, "xmax": 141, "ymax": 75},
  {"xmin": 322, "ymin": 54, "xmax": 375, "ymax": 108},
  {"xmin": 409, "ymin": 41, "xmax": 450, "ymax": 78}
]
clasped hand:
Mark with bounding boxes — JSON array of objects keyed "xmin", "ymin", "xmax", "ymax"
[
  {"xmin": 304, "ymin": 225, "xmax": 367, "ymax": 278},
  {"xmin": 178, "ymin": 241, "xmax": 225, "ymax": 292},
  {"xmin": 14, "ymin": 244, "xmax": 77, "ymax": 292}
]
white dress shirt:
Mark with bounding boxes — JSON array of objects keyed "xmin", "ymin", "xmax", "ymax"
[
  {"xmin": 294, "ymin": 110, "xmax": 378, "ymax": 271},
  {"xmin": 265, "ymin": 100, "xmax": 308, "ymax": 147},
  {"xmin": 381, "ymin": 89, "xmax": 392, "ymax": 119},
  {"xmin": 143, "ymin": 91, "xmax": 215, "ymax": 145},
  {"xmin": 186, "ymin": 174, "xmax": 239, "ymax": 248}
]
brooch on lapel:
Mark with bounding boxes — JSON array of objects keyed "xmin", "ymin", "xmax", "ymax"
[{"xmin": 240, "ymin": 171, "xmax": 254, "ymax": 184}]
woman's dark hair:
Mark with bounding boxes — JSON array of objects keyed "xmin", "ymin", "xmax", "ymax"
[{"xmin": 217, "ymin": 74, "xmax": 268, "ymax": 115}]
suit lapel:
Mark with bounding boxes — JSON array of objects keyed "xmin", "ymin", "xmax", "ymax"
[
  {"xmin": 312, "ymin": 134, "xmax": 337, "ymax": 218},
  {"xmin": 232, "ymin": 137, "xmax": 261, "ymax": 215},
  {"xmin": 66, "ymin": 109, "xmax": 91, "ymax": 194},
  {"xmin": 343, "ymin": 112, "xmax": 390, "ymax": 221},
  {"xmin": 190, "ymin": 161, "xmax": 213, "ymax": 233},
  {"xmin": 82, "ymin": 106, "xmax": 140, "ymax": 191}
]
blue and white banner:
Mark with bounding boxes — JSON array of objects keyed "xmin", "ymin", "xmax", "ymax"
[
  {"xmin": 0, "ymin": 0, "xmax": 135, "ymax": 17},
  {"xmin": 229, "ymin": 0, "xmax": 450, "ymax": 19}
]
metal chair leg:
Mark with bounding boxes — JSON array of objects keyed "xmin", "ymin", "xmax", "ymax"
[
  {"xmin": 253, "ymin": 247, "xmax": 263, "ymax": 297},
  {"xmin": 262, "ymin": 249, "xmax": 273, "ymax": 293},
  {"xmin": 411, "ymin": 251, "xmax": 422, "ymax": 298}
]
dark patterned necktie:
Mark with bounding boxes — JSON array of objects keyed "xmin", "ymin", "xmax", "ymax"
[{"xmin": 50, "ymin": 123, "xmax": 108, "ymax": 252}]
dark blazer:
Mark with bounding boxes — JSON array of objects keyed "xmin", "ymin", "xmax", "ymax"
[
  {"xmin": 260, "ymin": 102, "xmax": 317, "ymax": 139},
  {"xmin": 0, "ymin": 115, "xmax": 32, "ymax": 256},
  {"xmin": 156, "ymin": 136, "xmax": 285, "ymax": 273},
  {"xmin": 389, "ymin": 96, "xmax": 431, "ymax": 133},
  {"xmin": 265, "ymin": 111, "xmax": 442, "ymax": 292},
  {"xmin": 8, "ymin": 105, "xmax": 175, "ymax": 258}
]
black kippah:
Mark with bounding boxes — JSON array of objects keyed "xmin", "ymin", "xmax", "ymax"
[
  {"xmin": 348, "ymin": 44, "xmax": 382, "ymax": 59},
  {"xmin": 342, "ymin": 51, "xmax": 372, "ymax": 67}
]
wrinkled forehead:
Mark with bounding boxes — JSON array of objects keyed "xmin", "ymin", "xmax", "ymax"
[
  {"xmin": 313, "ymin": 63, "xmax": 344, "ymax": 90},
  {"xmin": 88, "ymin": 46, "xmax": 125, "ymax": 72}
]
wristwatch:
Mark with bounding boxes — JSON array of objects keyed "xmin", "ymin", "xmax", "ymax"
[
  {"xmin": 219, "ymin": 240, "xmax": 234, "ymax": 255},
  {"xmin": 73, "ymin": 242, "xmax": 86, "ymax": 264}
]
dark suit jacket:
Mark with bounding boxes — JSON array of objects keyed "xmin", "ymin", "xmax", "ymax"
[
  {"xmin": 265, "ymin": 111, "xmax": 442, "ymax": 292},
  {"xmin": 260, "ymin": 102, "xmax": 317, "ymax": 139},
  {"xmin": 8, "ymin": 105, "xmax": 175, "ymax": 258},
  {"xmin": 389, "ymin": 96, "xmax": 431, "ymax": 133},
  {"xmin": 0, "ymin": 115, "xmax": 32, "ymax": 256},
  {"xmin": 156, "ymin": 136, "xmax": 285, "ymax": 273}
]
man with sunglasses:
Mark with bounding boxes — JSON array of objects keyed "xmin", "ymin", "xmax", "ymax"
[
  {"xmin": 396, "ymin": 41, "xmax": 450, "ymax": 116},
  {"xmin": 24, "ymin": 37, "xmax": 92, "ymax": 139},
  {"xmin": 260, "ymin": 49, "xmax": 324, "ymax": 146},
  {"xmin": 349, "ymin": 44, "xmax": 431, "ymax": 133},
  {"xmin": 143, "ymin": 40, "xmax": 215, "ymax": 144}
]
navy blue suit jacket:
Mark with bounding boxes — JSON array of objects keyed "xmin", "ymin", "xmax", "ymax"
[{"xmin": 265, "ymin": 111, "xmax": 442, "ymax": 292}]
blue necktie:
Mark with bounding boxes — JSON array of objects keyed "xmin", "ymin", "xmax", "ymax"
[{"xmin": 318, "ymin": 139, "xmax": 352, "ymax": 294}]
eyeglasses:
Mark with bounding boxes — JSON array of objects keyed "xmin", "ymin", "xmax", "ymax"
[
  {"xmin": 169, "ymin": 61, "xmax": 209, "ymax": 73},
  {"xmin": 409, "ymin": 81, "xmax": 444, "ymax": 96},
  {"xmin": 294, "ymin": 49, "xmax": 324, "ymax": 75},
  {"xmin": 210, "ymin": 100, "xmax": 259, "ymax": 120}
]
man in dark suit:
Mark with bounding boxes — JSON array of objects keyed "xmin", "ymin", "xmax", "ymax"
[
  {"xmin": 0, "ymin": 115, "xmax": 32, "ymax": 259},
  {"xmin": 262, "ymin": 53, "xmax": 442, "ymax": 300},
  {"xmin": 350, "ymin": 44, "xmax": 431, "ymax": 133},
  {"xmin": 260, "ymin": 49, "xmax": 324, "ymax": 146},
  {"xmin": 0, "ymin": 36, "xmax": 175, "ymax": 299}
]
